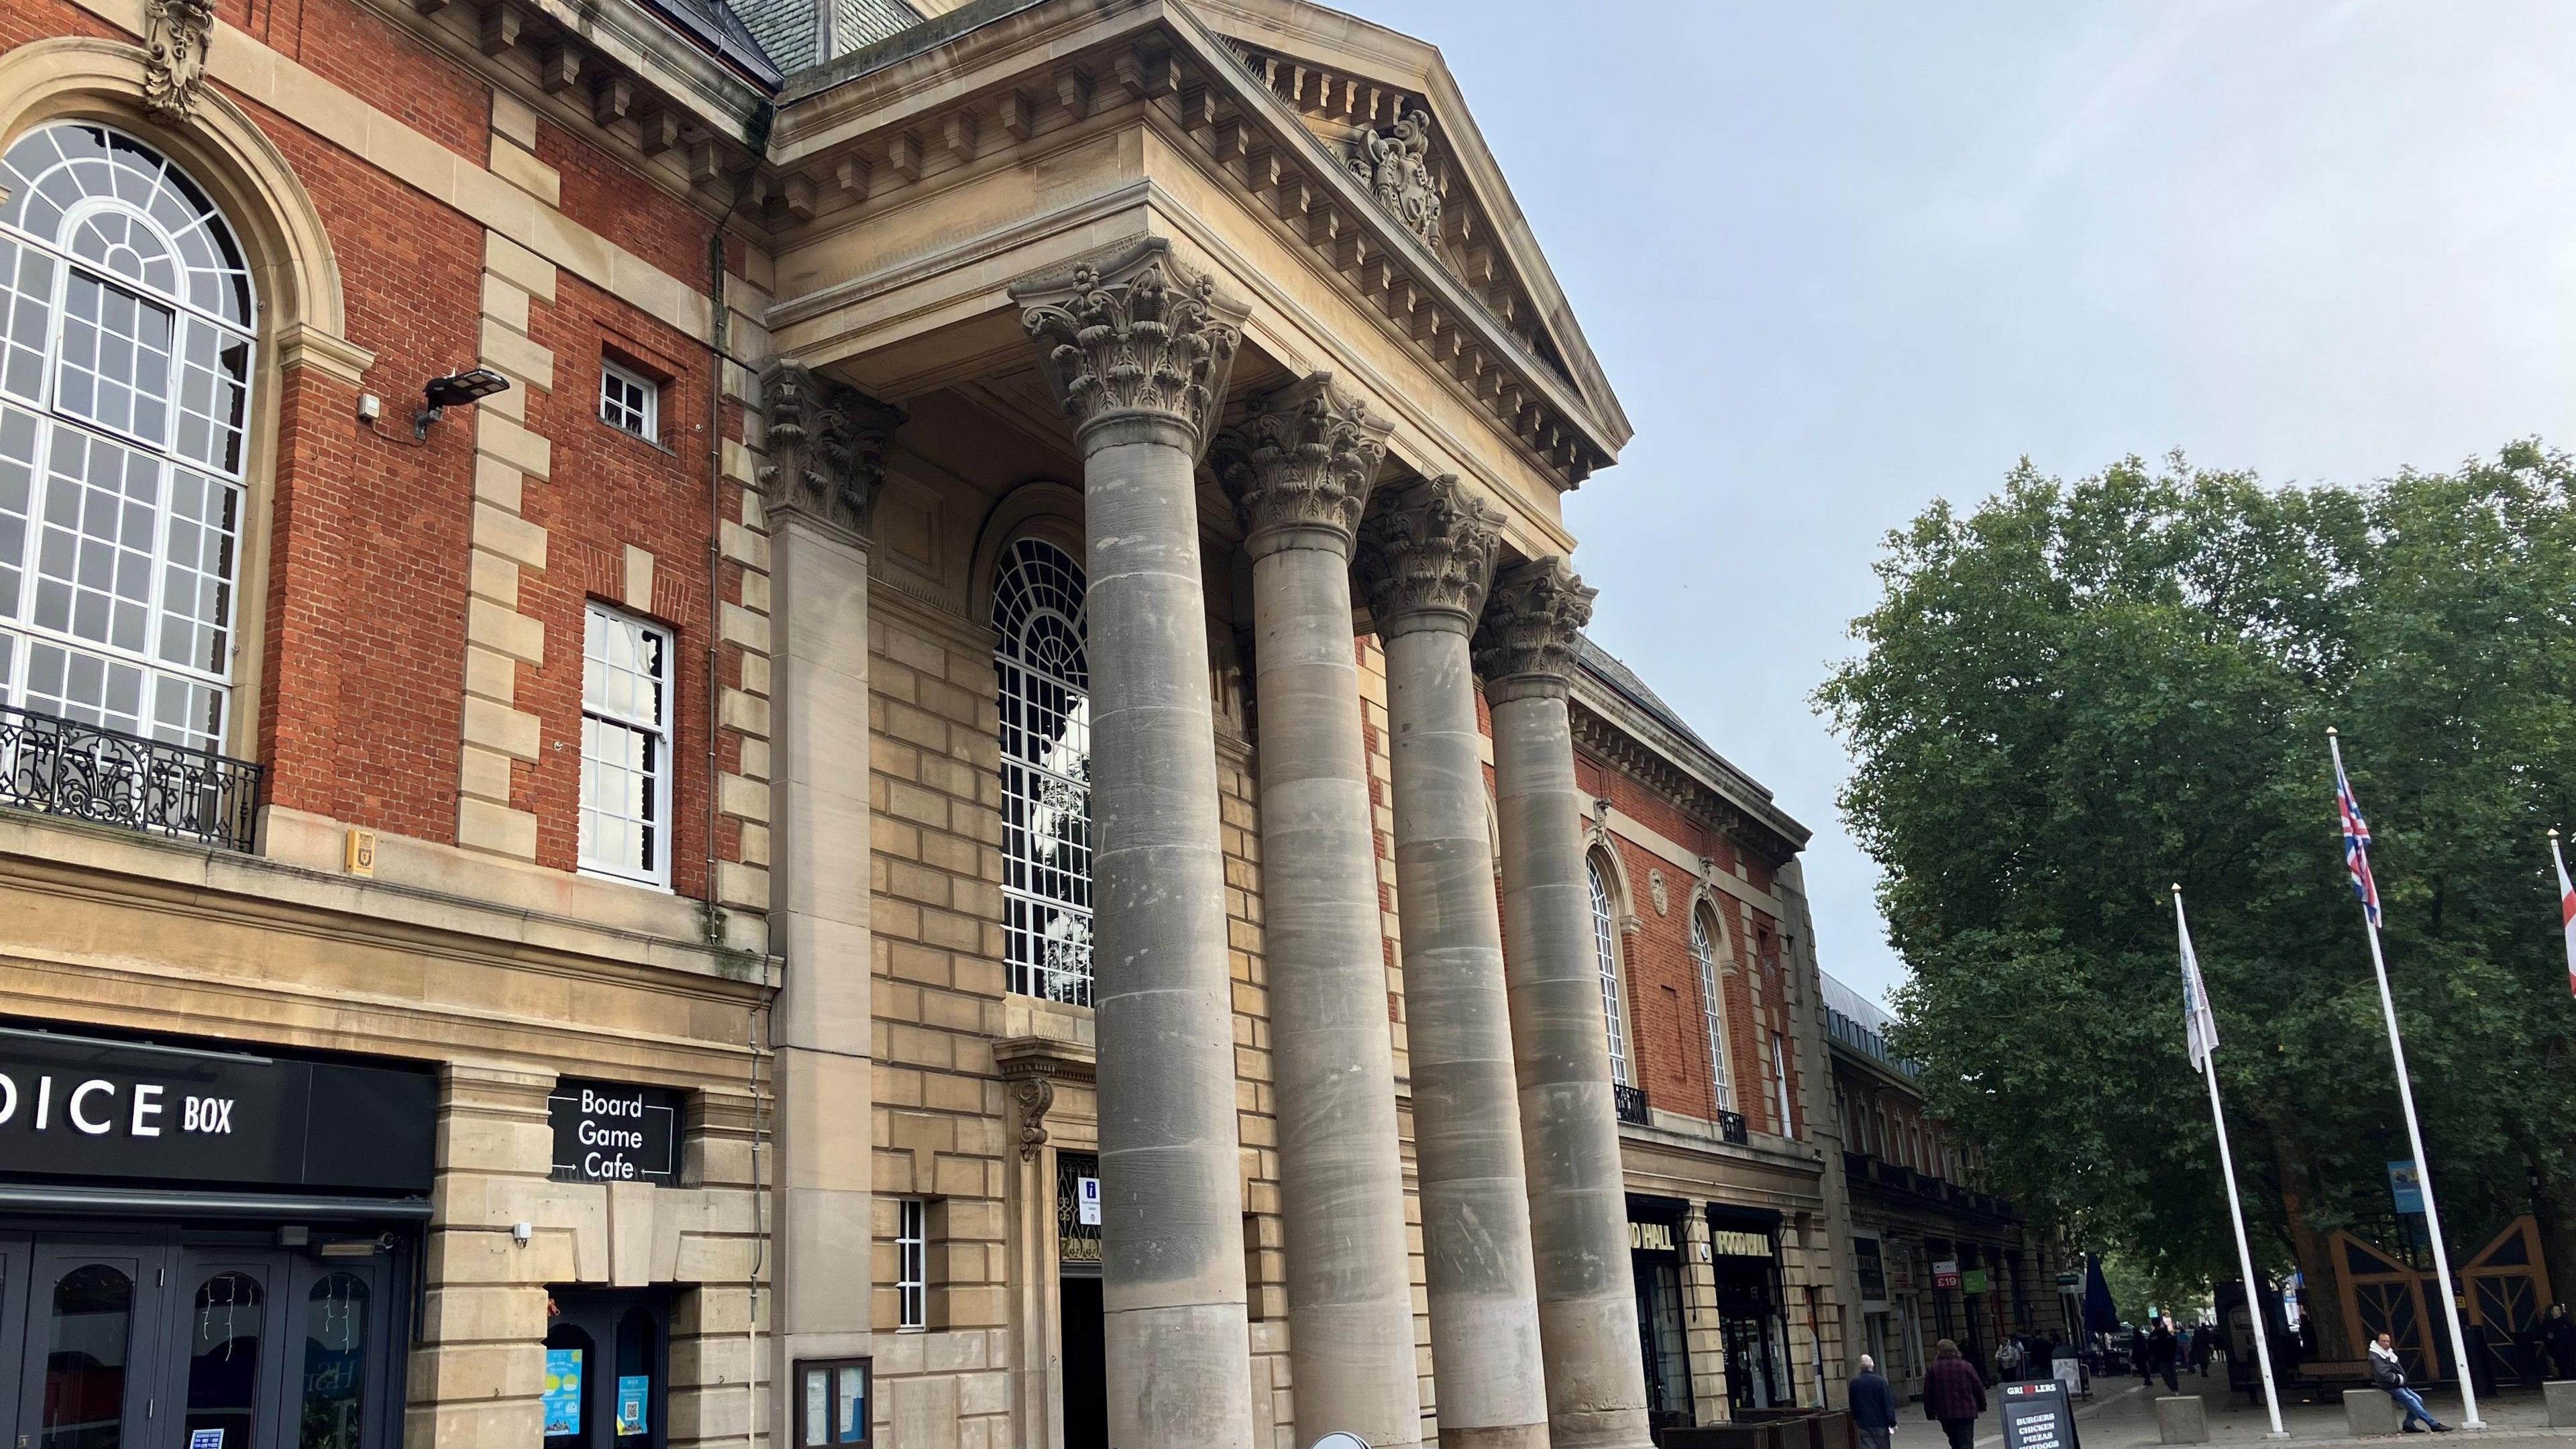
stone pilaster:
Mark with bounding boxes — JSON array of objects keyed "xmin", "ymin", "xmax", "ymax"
[
  {"xmin": 1012, "ymin": 239, "xmax": 1256, "ymax": 1449},
  {"xmin": 1474, "ymin": 557, "xmax": 1652, "ymax": 1449},
  {"xmin": 759, "ymin": 357, "xmax": 904, "ymax": 1419},
  {"xmin": 1214, "ymin": 376, "xmax": 1421, "ymax": 1449},
  {"xmin": 1358, "ymin": 476, "xmax": 1551, "ymax": 1449}
]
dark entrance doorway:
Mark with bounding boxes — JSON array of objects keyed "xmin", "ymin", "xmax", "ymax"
[
  {"xmin": 1058, "ymin": 1276, "xmax": 1106, "ymax": 1449},
  {"xmin": 1055, "ymin": 1151, "xmax": 1106, "ymax": 1449}
]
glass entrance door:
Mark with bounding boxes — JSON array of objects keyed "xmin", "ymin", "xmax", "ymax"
[
  {"xmin": 13, "ymin": 1244, "xmax": 169, "ymax": 1449},
  {"xmin": 1, "ymin": 1236, "xmax": 396, "ymax": 1449}
]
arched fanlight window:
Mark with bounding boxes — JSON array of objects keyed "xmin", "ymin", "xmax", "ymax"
[
  {"xmin": 1691, "ymin": 908, "xmax": 1735, "ymax": 1112},
  {"xmin": 994, "ymin": 536, "xmax": 1092, "ymax": 1004},
  {"xmin": 1587, "ymin": 853, "xmax": 1630, "ymax": 1087},
  {"xmin": 0, "ymin": 122, "xmax": 256, "ymax": 753}
]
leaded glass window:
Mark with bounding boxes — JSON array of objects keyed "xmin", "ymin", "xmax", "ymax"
[
  {"xmin": 1692, "ymin": 910, "xmax": 1735, "ymax": 1111},
  {"xmin": 0, "ymin": 123, "xmax": 254, "ymax": 754},
  {"xmin": 1589, "ymin": 855, "xmax": 1630, "ymax": 1087},
  {"xmin": 994, "ymin": 537, "xmax": 1091, "ymax": 1004}
]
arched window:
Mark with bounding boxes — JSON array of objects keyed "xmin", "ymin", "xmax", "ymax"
[
  {"xmin": 994, "ymin": 536, "xmax": 1092, "ymax": 1004},
  {"xmin": 1586, "ymin": 853, "xmax": 1629, "ymax": 1087},
  {"xmin": 1691, "ymin": 908, "xmax": 1735, "ymax": 1112},
  {"xmin": 0, "ymin": 123, "xmax": 255, "ymax": 754}
]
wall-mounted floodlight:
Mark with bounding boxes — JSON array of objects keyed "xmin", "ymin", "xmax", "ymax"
[{"xmin": 415, "ymin": 366, "xmax": 511, "ymax": 439}]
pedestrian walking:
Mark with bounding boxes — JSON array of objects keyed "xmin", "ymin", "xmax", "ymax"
[
  {"xmin": 1996, "ymin": 1335, "xmax": 2025, "ymax": 1382},
  {"xmin": 1925, "ymin": 1338, "xmax": 1988, "ymax": 1449},
  {"xmin": 2544, "ymin": 1303, "xmax": 2576, "ymax": 1381},
  {"xmin": 1851, "ymin": 1353, "xmax": 1900, "ymax": 1449},
  {"xmin": 2134, "ymin": 1324, "xmax": 2152, "ymax": 1384},
  {"xmin": 2369, "ymin": 1332, "xmax": 2452, "ymax": 1433},
  {"xmin": 2149, "ymin": 1317, "xmax": 2180, "ymax": 1393},
  {"xmin": 2190, "ymin": 1324, "xmax": 2214, "ymax": 1377}
]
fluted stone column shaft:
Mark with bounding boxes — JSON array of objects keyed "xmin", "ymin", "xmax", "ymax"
[
  {"xmin": 1220, "ymin": 376, "xmax": 1419, "ymax": 1449},
  {"xmin": 1480, "ymin": 559, "xmax": 1652, "ymax": 1449},
  {"xmin": 1016, "ymin": 244, "xmax": 1255, "ymax": 1449},
  {"xmin": 1362, "ymin": 477, "xmax": 1549, "ymax": 1449}
]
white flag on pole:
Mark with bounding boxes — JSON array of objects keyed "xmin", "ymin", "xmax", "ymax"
[
  {"xmin": 2176, "ymin": 889, "xmax": 2219, "ymax": 1071},
  {"xmin": 2552, "ymin": 833, "xmax": 2576, "ymax": 1000}
]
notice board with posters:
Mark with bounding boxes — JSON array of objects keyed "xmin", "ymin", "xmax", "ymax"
[{"xmin": 2000, "ymin": 1379, "xmax": 2079, "ymax": 1449}]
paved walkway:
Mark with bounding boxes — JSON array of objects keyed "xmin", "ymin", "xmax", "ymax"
[{"xmin": 1947, "ymin": 1371, "xmax": 2571, "ymax": 1449}]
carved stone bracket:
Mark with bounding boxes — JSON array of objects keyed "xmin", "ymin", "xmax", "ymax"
[
  {"xmin": 1010, "ymin": 237, "xmax": 1250, "ymax": 456},
  {"xmin": 757, "ymin": 358, "xmax": 906, "ymax": 542},
  {"xmin": 1346, "ymin": 108, "xmax": 1442, "ymax": 249},
  {"xmin": 1354, "ymin": 472, "xmax": 1501, "ymax": 638},
  {"xmin": 142, "ymin": 0, "xmax": 217, "ymax": 122},
  {"xmin": 1212, "ymin": 370, "xmax": 1391, "ymax": 556},
  {"xmin": 994, "ymin": 1034, "xmax": 1097, "ymax": 1163},
  {"xmin": 1472, "ymin": 554, "xmax": 1595, "ymax": 701}
]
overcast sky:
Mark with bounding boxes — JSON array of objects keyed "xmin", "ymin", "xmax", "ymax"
[{"xmin": 1346, "ymin": 0, "xmax": 2576, "ymax": 1008}]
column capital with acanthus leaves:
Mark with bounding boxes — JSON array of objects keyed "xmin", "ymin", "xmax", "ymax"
[
  {"xmin": 1010, "ymin": 237, "xmax": 1250, "ymax": 457},
  {"xmin": 1472, "ymin": 555, "xmax": 1595, "ymax": 702}
]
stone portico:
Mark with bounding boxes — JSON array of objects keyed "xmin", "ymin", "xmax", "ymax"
[{"xmin": 742, "ymin": 6, "xmax": 1641, "ymax": 1448}]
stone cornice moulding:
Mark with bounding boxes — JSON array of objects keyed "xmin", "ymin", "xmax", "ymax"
[
  {"xmin": 1567, "ymin": 702, "xmax": 1805, "ymax": 869},
  {"xmin": 753, "ymin": 0, "xmax": 1618, "ymax": 488},
  {"xmin": 276, "ymin": 323, "xmax": 377, "ymax": 387}
]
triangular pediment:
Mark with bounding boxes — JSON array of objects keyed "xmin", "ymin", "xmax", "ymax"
[{"xmin": 1186, "ymin": 0, "xmax": 1629, "ymax": 445}]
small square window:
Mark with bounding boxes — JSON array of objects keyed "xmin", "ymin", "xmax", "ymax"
[
  {"xmin": 796, "ymin": 1358, "xmax": 870, "ymax": 1447},
  {"xmin": 599, "ymin": 360, "xmax": 657, "ymax": 441},
  {"xmin": 896, "ymin": 1198, "xmax": 926, "ymax": 1330}
]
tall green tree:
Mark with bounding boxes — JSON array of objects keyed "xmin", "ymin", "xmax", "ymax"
[{"xmin": 1817, "ymin": 446, "xmax": 2576, "ymax": 1345}]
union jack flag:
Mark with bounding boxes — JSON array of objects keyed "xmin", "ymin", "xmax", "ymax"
[{"xmin": 2336, "ymin": 759, "xmax": 2381, "ymax": 928}]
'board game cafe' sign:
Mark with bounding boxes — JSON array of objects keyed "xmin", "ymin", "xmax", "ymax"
[{"xmin": 549, "ymin": 1079, "xmax": 684, "ymax": 1185}]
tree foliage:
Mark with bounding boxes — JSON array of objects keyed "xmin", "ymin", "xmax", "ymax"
[{"xmin": 1817, "ymin": 445, "xmax": 2576, "ymax": 1316}]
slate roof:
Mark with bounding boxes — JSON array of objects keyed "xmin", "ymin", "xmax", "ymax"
[
  {"xmin": 641, "ymin": 0, "xmax": 787, "ymax": 86},
  {"xmin": 735, "ymin": 0, "xmax": 922, "ymax": 76},
  {"xmin": 1572, "ymin": 633, "xmax": 1773, "ymax": 806}
]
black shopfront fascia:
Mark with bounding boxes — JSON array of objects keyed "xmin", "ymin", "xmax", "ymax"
[{"xmin": 0, "ymin": 1024, "xmax": 435, "ymax": 1449}]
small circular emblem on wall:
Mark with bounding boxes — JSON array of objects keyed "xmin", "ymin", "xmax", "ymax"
[{"xmin": 1650, "ymin": 869, "xmax": 1668, "ymax": 916}]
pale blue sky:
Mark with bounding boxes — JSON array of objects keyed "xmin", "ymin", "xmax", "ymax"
[{"xmin": 1352, "ymin": 1, "xmax": 2576, "ymax": 1006}]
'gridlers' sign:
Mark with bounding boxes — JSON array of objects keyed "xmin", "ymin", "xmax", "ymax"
[{"xmin": 0, "ymin": 1026, "xmax": 434, "ymax": 1192}]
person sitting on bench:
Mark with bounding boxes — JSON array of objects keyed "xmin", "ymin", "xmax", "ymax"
[{"xmin": 2369, "ymin": 1332, "xmax": 2451, "ymax": 1434}]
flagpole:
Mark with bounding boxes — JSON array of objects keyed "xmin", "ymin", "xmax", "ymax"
[
  {"xmin": 2176, "ymin": 888, "xmax": 2288, "ymax": 1439},
  {"xmin": 2329, "ymin": 728, "xmax": 2483, "ymax": 1429}
]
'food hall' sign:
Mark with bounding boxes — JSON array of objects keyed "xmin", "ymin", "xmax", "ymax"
[
  {"xmin": 549, "ymin": 1080, "xmax": 682, "ymax": 1185},
  {"xmin": 0, "ymin": 1026, "xmax": 435, "ymax": 1193}
]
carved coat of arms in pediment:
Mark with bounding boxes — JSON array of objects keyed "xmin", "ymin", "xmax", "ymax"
[{"xmin": 1348, "ymin": 109, "xmax": 1443, "ymax": 250}]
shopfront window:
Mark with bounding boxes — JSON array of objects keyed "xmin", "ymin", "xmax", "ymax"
[
  {"xmin": 42, "ymin": 1263, "xmax": 133, "ymax": 1449},
  {"xmin": 1709, "ymin": 1210, "xmax": 1792, "ymax": 1412},
  {"xmin": 300, "ymin": 1273, "xmax": 370, "ymax": 1449},
  {"xmin": 1627, "ymin": 1211, "xmax": 1692, "ymax": 1426}
]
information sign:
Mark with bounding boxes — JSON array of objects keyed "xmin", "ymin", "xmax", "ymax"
[
  {"xmin": 1077, "ymin": 1174, "xmax": 1102, "ymax": 1226},
  {"xmin": 1962, "ymin": 1268, "xmax": 1990, "ymax": 1294},
  {"xmin": 543, "ymin": 1347, "xmax": 584, "ymax": 1436},
  {"xmin": 1999, "ymin": 1378, "xmax": 2078, "ymax": 1449},
  {"xmin": 2387, "ymin": 1160, "xmax": 2425, "ymax": 1215},
  {"xmin": 1932, "ymin": 1258, "xmax": 1960, "ymax": 1289}
]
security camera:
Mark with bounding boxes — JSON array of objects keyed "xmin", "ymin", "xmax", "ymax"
[{"xmin": 511, "ymin": 1222, "xmax": 534, "ymax": 1247}]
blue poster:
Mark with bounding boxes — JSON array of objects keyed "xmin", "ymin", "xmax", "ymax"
[
  {"xmin": 2388, "ymin": 1160, "xmax": 2425, "ymax": 1215},
  {"xmin": 543, "ymin": 1348, "xmax": 584, "ymax": 1436},
  {"xmin": 617, "ymin": 1375, "xmax": 651, "ymax": 1436}
]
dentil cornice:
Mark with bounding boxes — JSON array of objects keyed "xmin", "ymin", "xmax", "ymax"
[
  {"xmin": 1354, "ymin": 473, "xmax": 1501, "ymax": 637},
  {"xmin": 1212, "ymin": 371, "xmax": 1391, "ymax": 555}
]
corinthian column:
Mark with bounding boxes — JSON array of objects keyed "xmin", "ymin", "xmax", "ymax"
[
  {"xmin": 1012, "ymin": 241, "xmax": 1255, "ymax": 1449},
  {"xmin": 1356, "ymin": 477, "xmax": 1551, "ymax": 1449},
  {"xmin": 1475, "ymin": 558, "xmax": 1650, "ymax": 1449},
  {"xmin": 1213, "ymin": 376, "xmax": 1420, "ymax": 1449}
]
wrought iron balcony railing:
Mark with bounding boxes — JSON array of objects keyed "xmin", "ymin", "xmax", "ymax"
[
  {"xmin": 1717, "ymin": 1109, "xmax": 1748, "ymax": 1145},
  {"xmin": 0, "ymin": 704, "xmax": 262, "ymax": 852},
  {"xmin": 1613, "ymin": 1082, "xmax": 1651, "ymax": 1126}
]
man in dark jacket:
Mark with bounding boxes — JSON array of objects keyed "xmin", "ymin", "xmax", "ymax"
[
  {"xmin": 2544, "ymin": 1303, "xmax": 2576, "ymax": 1381},
  {"xmin": 2148, "ymin": 1318, "xmax": 2180, "ymax": 1393},
  {"xmin": 1925, "ymin": 1338, "xmax": 1988, "ymax": 1449},
  {"xmin": 1851, "ymin": 1354, "xmax": 1900, "ymax": 1449},
  {"xmin": 2369, "ymin": 1332, "xmax": 2451, "ymax": 1433}
]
